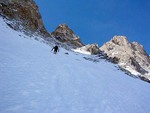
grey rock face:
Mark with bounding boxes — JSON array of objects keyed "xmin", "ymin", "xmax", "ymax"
[
  {"xmin": 100, "ymin": 36, "xmax": 150, "ymax": 80},
  {"xmin": 0, "ymin": 0, "xmax": 50, "ymax": 37},
  {"xmin": 52, "ymin": 24, "xmax": 84, "ymax": 48}
]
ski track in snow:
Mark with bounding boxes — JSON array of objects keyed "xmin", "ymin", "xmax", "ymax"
[{"xmin": 0, "ymin": 17, "xmax": 150, "ymax": 113}]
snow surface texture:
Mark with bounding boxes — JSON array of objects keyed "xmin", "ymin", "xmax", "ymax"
[{"xmin": 1, "ymin": 17, "xmax": 150, "ymax": 113}]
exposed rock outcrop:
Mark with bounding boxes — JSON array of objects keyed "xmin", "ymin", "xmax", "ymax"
[
  {"xmin": 0, "ymin": 0, "xmax": 50, "ymax": 37},
  {"xmin": 74, "ymin": 44, "xmax": 100, "ymax": 55},
  {"xmin": 52, "ymin": 24, "xmax": 84, "ymax": 48},
  {"xmin": 100, "ymin": 36, "xmax": 150, "ymax": 80}
]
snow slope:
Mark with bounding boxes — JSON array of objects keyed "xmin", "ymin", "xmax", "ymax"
[{"xmin": 1, "ymin": 17, "xmax": 150, "ymax": 113}]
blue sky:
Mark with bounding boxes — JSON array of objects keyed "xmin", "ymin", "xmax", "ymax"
[{"xmin": 35, "ymin": 0, "xmax": 150, "ymax": 54}]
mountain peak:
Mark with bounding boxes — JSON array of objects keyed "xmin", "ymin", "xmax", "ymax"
[
  {"xmin": 52, "ymin": 24, "xmax": 84, "ymax": 48},
  {"xmin": 100, "ymin": 35, "xmax": 150, "ymax": 80},
  {"xmin": 54, "ymin": 23, "xmax": 74, "ymax": 35}
]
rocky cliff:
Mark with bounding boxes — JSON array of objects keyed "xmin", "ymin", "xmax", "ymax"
[
  {"xmin": 0, "ymin": 0, "xmax": 50, "ymax": 37},
  {"xmin": 52, "ymin": 24, "xmax": 84, "ymax": 48},
  {"xmin": 100, "ymin": 36, "xmax": 150, "ymax": 80}
]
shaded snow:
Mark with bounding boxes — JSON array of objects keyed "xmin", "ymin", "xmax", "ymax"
[{"xmin": 1, "ymin": 17, "xmax": 150, "ymax": 113}]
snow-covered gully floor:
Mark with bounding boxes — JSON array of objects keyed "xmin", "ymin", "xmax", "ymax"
[{"xmin": 0, "ymin": 18, "xmax": 150, "ymax": 113}]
